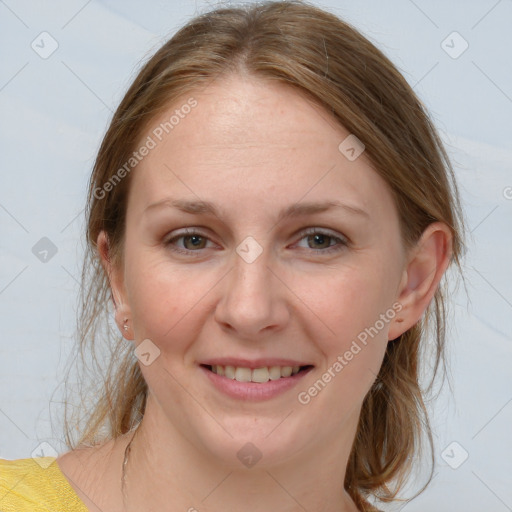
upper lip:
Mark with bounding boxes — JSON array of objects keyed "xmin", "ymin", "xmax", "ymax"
[{"xmin": 199, "ymin": 358, "xmax": 313, "ymax": 369}]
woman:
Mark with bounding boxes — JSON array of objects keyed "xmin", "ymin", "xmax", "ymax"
[{"xmin": 0, "ymin": 1, "xmax": 465, "ymax": 511}]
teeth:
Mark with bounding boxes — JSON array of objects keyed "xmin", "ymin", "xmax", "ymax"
[
  {"xmin": 210, "ymin": 364, "xmax": 304, "ymax": 383},
  {"xmin": 234, "ymin": 367, "xmax": 252, "ymax": 382},
  {"xmin": 281, "ymin": 366, "xmax": 293, "ymax": 377},
  {"xmin": 252, "ymin": 367, "xmax": 270, "ymax": 383},
  {"xmin": 224, "ymin": 365, "xmax": 235, "ymax": 379},
  {"xmin": 269, "ymin": 366, "xmax": 281, "ymax": 380}
]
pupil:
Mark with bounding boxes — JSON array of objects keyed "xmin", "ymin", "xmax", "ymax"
[
  {"xmin": 184, "ymin": 235, "xmax": 203, "ymax": 249},
  {"xmin": 190, "ymin": 236, "xmax": 201, "ymax": 246},
  {"xmin": 313, "ymin": 234, "xmax": 328, "ymax": 248}
]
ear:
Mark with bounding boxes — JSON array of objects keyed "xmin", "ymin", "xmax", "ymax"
[
  {"xmin": 387, "ymin": 222, "xmax": 453, "ymax": 341},
  {"xmin": 97, "ymin": 230, "xmax": 134, "ymax": 340}
]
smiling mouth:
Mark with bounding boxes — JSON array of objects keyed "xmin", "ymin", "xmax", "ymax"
[{"xmin": 201, "ymin": 364, "xmax": 314, "ymax": 383}]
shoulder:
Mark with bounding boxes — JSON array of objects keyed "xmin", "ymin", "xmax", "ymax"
[
  {"xmin": 54, "ymin": 436, "xmax": 130, "ymax": 512},
  {"xmin": 0, "ymin": 457, "xmax": 88, "ymax": 512}
]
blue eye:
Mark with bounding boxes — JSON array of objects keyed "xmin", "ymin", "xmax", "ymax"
[{"xmin": 164, "ymin": 228, "xmax": 348, "ymax": 256}]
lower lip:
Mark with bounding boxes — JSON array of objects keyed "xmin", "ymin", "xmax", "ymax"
[{"xmin": 200, "ymin": 365, "xmax": 313, "ymax": 401}]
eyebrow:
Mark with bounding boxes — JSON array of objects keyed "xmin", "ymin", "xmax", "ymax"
[{"xmin": 144, "ymin": 197, "xmax": 369, "ymax": 222}]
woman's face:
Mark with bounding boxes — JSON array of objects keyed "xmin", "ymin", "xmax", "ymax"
[{"xmin": 106, "ymin": 74, "xmax": 410, "ymax": 467}]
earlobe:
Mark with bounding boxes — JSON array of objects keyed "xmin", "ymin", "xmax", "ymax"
[
  {"xmin": 97, "ymin": 230, "xmax": 134, "ymax": 340},
  {"xmin": 388, "ymin": 222, "xmax": 453, "ymax": 341},
  {"xmin": 115, "ymin": 303, "xmax": 134, "ymax": 341}
]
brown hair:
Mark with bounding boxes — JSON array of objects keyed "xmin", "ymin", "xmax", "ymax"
[{"xmin": 60, "ymin": 1, "xmax": 466, "ymax": 510}]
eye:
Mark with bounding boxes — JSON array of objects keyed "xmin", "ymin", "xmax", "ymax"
[
  {"xmin": 293, "ymin": 228, "xmax": 348, "ymax": 254},
  {"xmin": 164, "ymin": 227, "xmax": 348, "ymax": 257},
  {"xmin": 163, "ymin": 228, "xmax": 214, "ymax": 256}
]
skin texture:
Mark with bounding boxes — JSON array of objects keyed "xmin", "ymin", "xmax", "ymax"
[{"xmin": 57, "ymin": 74, "xmax": 452, "ymax": 512}]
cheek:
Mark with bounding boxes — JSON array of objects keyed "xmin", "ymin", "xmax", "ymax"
[
  {"xmin": 306, "ymin": 263, "xmax": 397, "ymax": 348},
  {"xmin": 126, "ymin": 253, "xmax": 209, "ymax": 352},
  {"xmin": 302, "ymin": 262, "xmax": 398, "ymax": 395}
]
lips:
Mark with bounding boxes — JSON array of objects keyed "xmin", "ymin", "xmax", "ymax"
[
  {"xmin": 200, "ymin": 361, "xmax": 313, "ymax": 401},
  {"xmin": 198, "ymin": 357, "xmax": 314, "ymax": 399}
]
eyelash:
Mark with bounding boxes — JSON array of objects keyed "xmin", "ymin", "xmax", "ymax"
[{"xmin": 163, "ymin": 227, "xmax": 348, "ymax": 257}]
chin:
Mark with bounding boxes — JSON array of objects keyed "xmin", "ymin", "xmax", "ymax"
[{"xmin": 187, "ymin": 414, "xmax": 309, "ymax": 469}]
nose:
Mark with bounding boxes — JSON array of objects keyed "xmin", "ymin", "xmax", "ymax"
[{"xmin": 214, "ymin": 246, "xmax": 290, "ymax": 339}]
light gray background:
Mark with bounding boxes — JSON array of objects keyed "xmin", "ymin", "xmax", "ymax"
[{"xmin": 1, "ymin": 1, "xmax": 511, "ymax": 511}]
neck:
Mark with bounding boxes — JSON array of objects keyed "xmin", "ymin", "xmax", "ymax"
[{"xmin": 119, "ymin": 395, "xmax": 361, "ymax": 512}]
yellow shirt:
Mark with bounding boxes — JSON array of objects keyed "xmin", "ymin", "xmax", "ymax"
[
  {"xmin": 0, "ymin": 457, "xmax": 88, "ymax": 511},
  {"xmin": 0, "ymin": 456, "xmax": 384, "ymax": 511}
]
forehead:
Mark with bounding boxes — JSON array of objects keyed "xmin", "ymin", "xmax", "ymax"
[{"xmin": 126, "ymin": 75, "xmax": 395, "ymax": 222}]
